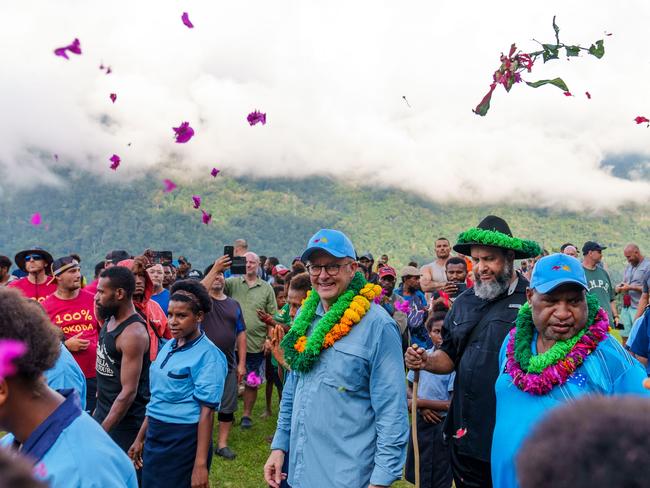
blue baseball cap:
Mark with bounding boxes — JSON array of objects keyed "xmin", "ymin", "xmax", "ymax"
[
  {"xmin": 530, "ymin": 253, "xmax": 588, "ymax": 294},
  {"xmin": 301, "ymin": 229, "xmax": 356, "ymax": 263}
]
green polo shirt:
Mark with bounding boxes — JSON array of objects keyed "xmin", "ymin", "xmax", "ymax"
[{"xmin": 225, "ymin": 277, "xmax": 278, "ymax": 353}]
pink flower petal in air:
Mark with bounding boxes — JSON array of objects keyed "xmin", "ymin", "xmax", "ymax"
[
  {"xmin": 181, "ymin": 12, "xmax": 194, "ymax": 28},
  {"xmin": 99, "ymin": 63, "xmax": 105, "ymax": 70},
  {"xmin": 192, "ymin": 195, "xmax": 201, "ymax": 209},
  {"xmin": 585, "ymin": 91, "xmax": 591, "ymax": 99},
  {"xmin": 163, "ymin": 179, "xmax": 177, "ymax": 193},
  {"xmin": 634, "ymin": 116, "xmax": 650, "ymax": 125},
  {"xmin": 211, "ymin": 168, "xmax": 220, "ymax": 177},
  {"xmin": 201, "ymin": 210, "xmax": 212, "ymax": 225},
  {"xmin": 54, "ymin": 38, "xmax": 82, "ymax": 59},
  {"xmin": 563, "ymin": 91, "xmax": 573, "ymax": 97},
  {"xmin": 106, "ymin": 66, "xmax": 112, "ymax": 75},
  {"xmin": 110, "ymin": 93, "xmax": 117, "ymax": 103},
  {"xmin": 453, "ymin": 428, "xmax": 467, "ymax": 439},
  {"xmin": 30, "ymin": 213, "xmax": 42, "ymax": 226},
  {"xmin": 54, "ymin": 154, "xmax": 59, "ymax": 161},
  {"xmin": 172, "ymin": 122, "xmax": 195, "ymax": 143},
  {"xmin": 247, "ymin": 110, "xmax": 267, "ymax": 126},
  {"xmin": 109, "ymin": 154, "xmax": 121, "ymax": 170},
  {"xmin": 0, "ymin": 340, "xmax": 27, "ymax": 380}
]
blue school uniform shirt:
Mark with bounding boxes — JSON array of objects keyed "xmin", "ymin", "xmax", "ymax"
[
  {"xmin": 1, "ymin": 389, "xmax": 137, "ymax": 488},
  {"xmin": 271, "ymin": 302, "xmax": 409, "ymax": 488},
  {"xmin": 146, "ymin": 332, "xmax": 227, "ymax": 424},
  {"xmin": 407, "ymin": 348, "xmax": 455, "ymax": 415},
  {"xmin": 491, "ymin": 333, "xmax": 650, "ymax": 488},
  {"xmin": 45, "ymin": 343, "xmax": 87, "ymax": 410}
]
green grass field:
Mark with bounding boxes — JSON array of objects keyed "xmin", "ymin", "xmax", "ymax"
[{"xmin": 209, "ymin": 388, "xmax": 412, "ymax": 487}]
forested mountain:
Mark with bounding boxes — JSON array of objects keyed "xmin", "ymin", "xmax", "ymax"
[{"xmin": 1, "ymin": 168, "xmax": 647, "ymax": 280}]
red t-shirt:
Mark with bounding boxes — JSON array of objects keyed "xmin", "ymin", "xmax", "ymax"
[
  {"xmin": 7, "ymin": 277, "xmax": 57, "ymax": 303},
  {"xmin": 42, "ymin": 290, "xmax": 99, "ymax": 378}
]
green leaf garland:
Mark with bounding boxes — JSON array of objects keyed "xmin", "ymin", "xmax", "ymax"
[
  {"xmin": 514, "ymin": 293, "xmax": 600, "ymax": 373},
  {"xmin": 281, "ymin": 272, "xmax": 367, "ymax": 373},
  {"xmin": 455, "ymin": 227, "xmax": 541, "ymax": 257}
]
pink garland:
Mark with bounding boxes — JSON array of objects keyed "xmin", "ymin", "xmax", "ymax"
[{"xmin": 505, "ymin": 308, "xmax": 609, "ymax": 395}]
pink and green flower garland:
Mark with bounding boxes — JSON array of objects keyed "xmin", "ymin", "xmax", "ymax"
[{"xmin": 505, "ymin": 293, "xmax": 608, "ymax": 395}]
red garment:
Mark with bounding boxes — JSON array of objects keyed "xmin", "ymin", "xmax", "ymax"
[
  {"xmin": 7, "ymin": 277, "xmax": 57, "ymax": 303},
  {"xmin": 84, "ymin": 279, "xmax": 99, "ymax": 296},
  {"xmin": 118, "ymin": 258, "xmax": 170, "ymax": 360},
  {"xmin": 42, "ymin": 290, "xmax": 99, "ymax": 378}
]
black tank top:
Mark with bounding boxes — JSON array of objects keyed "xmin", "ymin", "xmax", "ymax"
[{"xmin": 94, "ymin": 313, "xmax": 151, "ymax": 430}]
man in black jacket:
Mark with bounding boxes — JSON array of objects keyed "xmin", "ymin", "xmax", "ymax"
[{"xmin": 405, "ymin": 215, "xmax": 540, "ymax": 488}]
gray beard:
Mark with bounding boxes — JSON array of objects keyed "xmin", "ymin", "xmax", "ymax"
[{"xmin": 474, "ymin": 260, "xmax": 514, "ymax": 301}]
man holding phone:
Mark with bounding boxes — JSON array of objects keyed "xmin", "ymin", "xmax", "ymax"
[{"xmin": 436, "ymin": 257, "xmax": 471, "ymax": 309}]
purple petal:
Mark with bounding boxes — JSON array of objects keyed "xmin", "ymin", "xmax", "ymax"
[
  {"xmin": 53, "ymin": 38, "xmax": 82, "ymax": 59},
  {"xmin": 54, "ymin": 154, "xmax": 59, "ymax": 161},
  {"xmin": 110, "ymin": 93, "xmax": 117, "ymax": 103},
  {"xmin": 0, "ymin": 340, "xmax": 27, "ymax": 379},
  {"xmin": 163, "ymin": 179, "xmax": 177, "ymax": 193},
  {"xmin": 109, "ymin": 154, "xmax": 121, "ymax": 171},
  {"xmin": 247, "ymin": 110, "xmax": 267, "ymax": 126},
  {"xmin": 201, "ymin": 209, "xmax": 212, "ymax": 224},
  {"xmin": 211, "ymin": 168, "xmax": 220, "ymax": 177},
  {"xmin": 30, "ymin": 213, "xmax": 41, "ymax": 226},
  {"xmin": 181, "ymin": 12, "xmax": 194, "ymax": 29},
  {"xmin": 172, "ymin": 121, "xmax": 195, "ymax": 143},
  {"xmin": 106, "ymin": 66, "xmax": 112, "ymax": 75},
  {"xmin": 192, "ymin": 195, "xmax": 201, "ymax": 209}
]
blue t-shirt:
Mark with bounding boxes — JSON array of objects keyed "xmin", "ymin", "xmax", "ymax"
[
  {"xmin": 45, "ymin": 344, "xmax": 87, "ymax": 410},
  {"xmin": 146, "ymin": 332, "xmax": 227, "ymax": 424},
  {"xmin": 492, "ymin": 333, "xmax": 650, "ymax": 488},
  {"xmin": 151, "ymin": 288, "xmax": 170, "ymax": 315},
  {"xmin": 407, "ymin": 348, "xmax": 455, "ymax": 415},
  {"xmin": 628, "ymin": 312, "xmax": 650, "ymax": 374},
  {"xmin": 1, "ymin": 390, "xmax": 137, "ymax": 488}
]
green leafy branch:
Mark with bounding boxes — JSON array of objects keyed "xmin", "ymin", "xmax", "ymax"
[{"xmin": 473, "ymin": 16, "xmax": 605, "ymax": 116}]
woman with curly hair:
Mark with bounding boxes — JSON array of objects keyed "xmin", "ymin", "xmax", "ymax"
[{"xmin": 128, "ymin": 280, "xmax": 227, "ymax": 488}]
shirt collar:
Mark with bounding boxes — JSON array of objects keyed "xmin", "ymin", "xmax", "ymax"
[
  {"xmin": 170, "ymin": 331, "xmax": 205, "ymax": 352},
  {"xmin": 239, "ymin": 276, "xmax": 261, "ymax": 287},
  {"xmin": 507, "ymin": 276, "xmax": 520, "ymax": 296},
  {"xmin": 19, "ymin": 389, "xmax": 82, "ymax": 463}
]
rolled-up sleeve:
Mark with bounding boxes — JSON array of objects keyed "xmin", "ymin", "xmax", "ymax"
[
  {"xmin": 369, "ymin": 319, "xmax": 409, "ymax": 486},
  {"xmin": 271, "ymin": 370, "xmax": 296, "ymax": 452}
]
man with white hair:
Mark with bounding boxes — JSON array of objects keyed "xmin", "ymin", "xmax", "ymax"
[{"xmin": 225, "ymin": 251, "xmax": 277, "ymax": 429}]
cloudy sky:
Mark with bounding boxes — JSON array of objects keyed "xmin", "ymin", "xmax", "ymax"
[{"xmin": 1, "ymin": 1, "xmax": 649, "ymax": 209}]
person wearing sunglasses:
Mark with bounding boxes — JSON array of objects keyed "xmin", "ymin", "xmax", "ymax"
[{"xmin": 8, "ymin": 247, "xmax": 57, "ymax": 303}]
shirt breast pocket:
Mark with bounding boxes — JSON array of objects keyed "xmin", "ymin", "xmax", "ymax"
[
  {"xmin": 322, "ymin": 342, "xmax": 370, "ymax": 393},
  {"xmin": 165, "ymin": 368, "xmax": 192, "ymax": 401}
]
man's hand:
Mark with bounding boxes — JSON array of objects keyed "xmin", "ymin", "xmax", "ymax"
[
  {"xmin": 405, "ymin": 344, "xmax": 427, "ymax": 370},
  {"xmin": 257, "ymin": 309, "xmax": 275, "ymax": 326},
  {"xmin": 212, "ymin": 255, "xmax": 232, "ymax": 274},
  {"xmin": 127, "ymin": 439, "xmax": 144, "ymax": 470},
  {"xmin": 65, "ymin": 332, "xmax": 90, "ymax": 352},
  {"xmin": 237, "ymin": 362, "xmax": 246, "ymax": 384},
  {"xmin": 442, "ymin": 282, "xmax": 458, "ymax": 295},
  {"xmin": 420, "ymin": 408, "xmax": 442, "ymax": 424},
  {"xmin": 270, "ymin": 324, "xmax": 287, "ymax": 368},
  {"xmin": 264, "ymin": 450, "xmax": 287, "ymax": 488}
]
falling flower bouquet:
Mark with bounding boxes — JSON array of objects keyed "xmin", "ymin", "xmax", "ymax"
[{"xmin": 473, "ymin": 17, "xmax": 606, "ymax": 116}]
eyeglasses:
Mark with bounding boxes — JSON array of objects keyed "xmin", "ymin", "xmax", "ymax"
[
  {"xmin": 24, "ymin": 254, "xmax": 44, "ymax": 262},
  {"xmin": 306, "ymin": 262, "xmax": 352, "ymax": 277}
]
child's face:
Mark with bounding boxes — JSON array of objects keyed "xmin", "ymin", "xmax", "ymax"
[
  {"xmin": 428, "ymin": 321, "xmax": 444, "ymax": 347},
  {"xmin": 276, "ymin": 292, "xmax": 287, "ymax": 309}
]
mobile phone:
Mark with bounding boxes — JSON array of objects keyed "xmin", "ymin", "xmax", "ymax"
[
  {"xmin": 224, "ymin": 246, "xmax": 234, "ymax": 261},
  {"xmin": 151, "ymin": 251, "xmax": 173, "ymax": 265},
  {"xmin": 453, "ymin": 282, "xmax": 467, "ymax": 297}
]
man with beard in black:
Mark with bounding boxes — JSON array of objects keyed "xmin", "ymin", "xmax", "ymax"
[
  {"xmin": 93, "ymin": 266, "xmax": 150, "ymax": 455},
  {"xmin": 406, "ymin": 216, "xmax": 540, "ymax": 488}
]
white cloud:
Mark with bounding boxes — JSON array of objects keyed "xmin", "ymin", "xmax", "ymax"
[{"xmin": 1, "ymin": 0, "xmax": 650, "ymax": 209}]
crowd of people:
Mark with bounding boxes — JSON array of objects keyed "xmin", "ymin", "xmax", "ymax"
[{"xmin": 1, "ymin": 219, "xmax": 650, "ymax": 488}]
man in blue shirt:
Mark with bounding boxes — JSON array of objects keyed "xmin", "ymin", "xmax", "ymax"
[
  {"xmin": 0, "ymin": 288, "xmax": 137, "ymax": 487},
  {"xmin": 491, "ymin": 254, "xmax": 650, "ymax": 488},
  {"xmin": 264, "ymin": 229, "xmax": 409, "ymax": 488}
]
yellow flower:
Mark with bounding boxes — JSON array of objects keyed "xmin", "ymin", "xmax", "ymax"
[
  {"xmin": 353, "ymin": 296, "xmax": 370, "ymax": 311},
  {"xmin": 349, "ymin": 301, "xmax": 365, "ymax": 315},
  {"xmin": 344, "ymin": 309, "xmax": 361, "ymax": 323},
  {"xmin": 294, "ymin": 335, "xmax": 307, "ymax": 353}
]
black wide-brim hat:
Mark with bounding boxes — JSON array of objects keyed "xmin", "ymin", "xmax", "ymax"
[
  {"xmin": 15, "ymin": 247, "xmax": 54, "ymax": 273},
  {"xmin": 453, "ymin": 215, "xmax": 541, "ymax": 260}
]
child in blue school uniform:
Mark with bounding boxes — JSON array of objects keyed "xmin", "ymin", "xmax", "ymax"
[
  {"xmin": 128, "ymin": 280, "xmax": 228, "ymax": 488},
  {"xmin": 0, "ymin": 288, "xmax": 137, "ymax": 488},
  {"xmin": 405, "ymin": 310, "xmax": 455, "ymax": 488}
]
